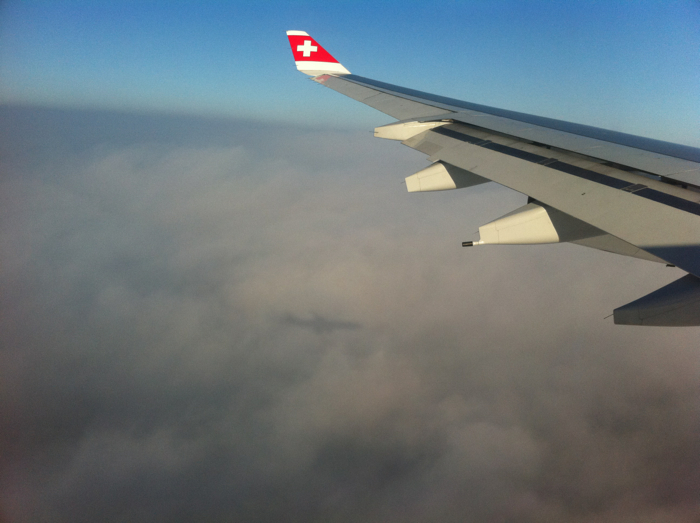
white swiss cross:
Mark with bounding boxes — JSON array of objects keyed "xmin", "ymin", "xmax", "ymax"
[{"xmin": 297, "ymin": 40, "xmax": 318, "ymax": 58}]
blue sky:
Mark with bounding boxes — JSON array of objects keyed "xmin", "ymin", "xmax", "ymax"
[{"xmin": 1, "ymin": 0, "xmax": 699, "ymax": 142}]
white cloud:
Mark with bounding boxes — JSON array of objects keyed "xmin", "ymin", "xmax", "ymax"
[{"xmin": 1, "ymin": 108, "xmax": 698, "ymax": 522}]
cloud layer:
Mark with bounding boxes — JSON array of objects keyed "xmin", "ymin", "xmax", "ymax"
[{"xmin": 1, "ymin": 107, "xmax": 698, "ymax": 522}]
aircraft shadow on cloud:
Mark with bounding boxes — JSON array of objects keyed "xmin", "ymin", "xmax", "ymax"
[
  {"xmin": 282, "ymin": 313, "xmax": 361, "ymax": 335},
  {"xmin": 286, "ymin": 31, "xmax": 700, "ymax": 327}
]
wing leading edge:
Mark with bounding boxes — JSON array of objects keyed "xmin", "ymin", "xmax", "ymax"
[{"xmin": 286, "ymin": 31, "xmax": 700, "ymax": 326}]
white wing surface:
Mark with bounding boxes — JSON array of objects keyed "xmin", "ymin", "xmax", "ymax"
[{"xmin": 286, "ymin": 31, "xmax": 700, "ymax": 326}]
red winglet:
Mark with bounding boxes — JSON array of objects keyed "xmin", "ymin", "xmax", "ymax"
[
  {"xmin": 287, "ymin": 33, "xmax": 339, "ymax": 63},
  {"xmin": 286, "ymin": 31, "xmax": 350, "ymax": 75}
]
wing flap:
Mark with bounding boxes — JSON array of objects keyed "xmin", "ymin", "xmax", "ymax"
[{"xmin": 445, "ymin": 111, "xmax": 700, "ymax": 181}]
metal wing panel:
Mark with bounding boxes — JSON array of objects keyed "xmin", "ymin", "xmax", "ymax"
[
  {"xmin": 317, "ymin": 74, "xmax": 700, "ymax": 184},
  {"xmin": 317, "ymin": 75, "xmax": 450, "ymax": 120},
  {"xmin": 316, "ymin": 76, "xmax": 380, "ymax": 102},
  {"xmin": 362, "ymin": 93, "xmax": 451, "ymax": 120},
  {"xmin": 342, "ymin": 75, "xmax": 700, "ymax": 161}
]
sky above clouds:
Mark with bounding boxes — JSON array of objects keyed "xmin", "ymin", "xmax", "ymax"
[
  {"xmin": 1, "ymin": 1, "xmax": 699, "ymax": 522},
  {"xmin": 1, "ymin": 0, "xmax": 699, "ymax": 141}
]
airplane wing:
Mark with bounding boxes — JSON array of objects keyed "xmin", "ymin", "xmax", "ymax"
[{"xmin": 286, "ymin": 30, "xmax": 700, "ymax": 326}]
